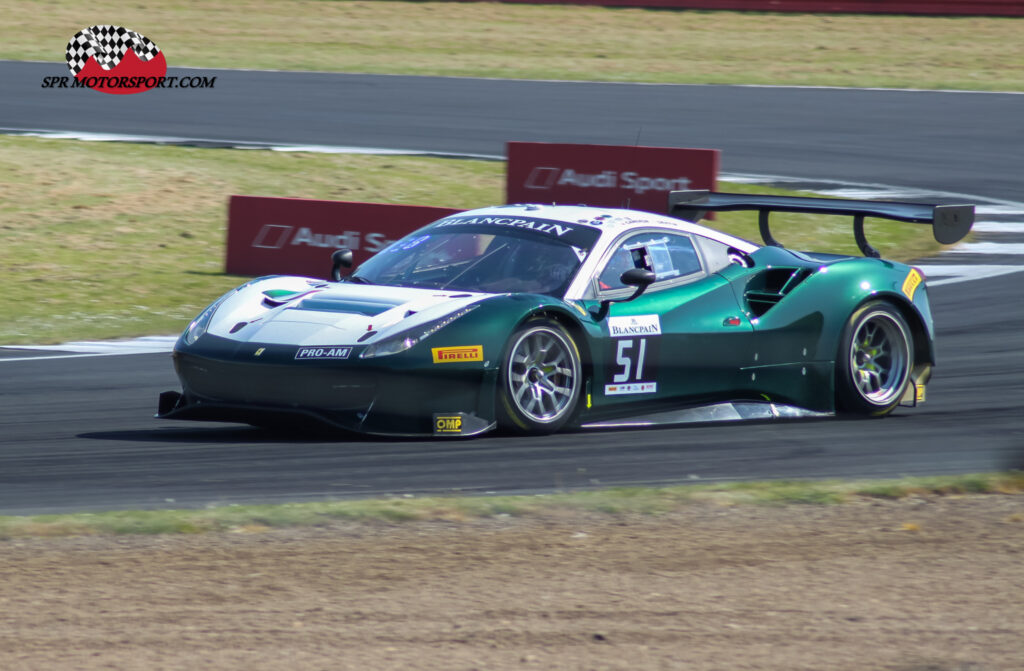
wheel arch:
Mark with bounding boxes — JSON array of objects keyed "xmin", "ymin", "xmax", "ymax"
[
  {"xmin": 493, "ymin": 306, "xmax": 588, "ymax": 433},
  {"xmin": 516, "ymin": 306, "xmax": 595, "ymax": 413},
  {"xmin": 857, "ymin": 292, "xmax": 935, "ymax": 367},
  {"xmin": 517, "ymin": 307, "xmax": 593, "ymax": 370}
]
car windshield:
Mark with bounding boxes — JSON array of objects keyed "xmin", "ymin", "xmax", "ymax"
[{"xmin": 349, "ymin": 221, "xmax": 599, "ymax": 296}]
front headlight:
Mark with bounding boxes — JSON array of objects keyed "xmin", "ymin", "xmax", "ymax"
[
  {"xmin": 181, "ymin": 291, "xmax": 233, "ymax": 346},
  {"xmin": 360, "ymin": 304, "xmax": 480, "ymax": 359}
]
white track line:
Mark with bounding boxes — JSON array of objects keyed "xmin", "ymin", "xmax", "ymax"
[
  {"xmin": 976, "ymin": 205, "xmax": 1024, "ymax": 216},
  {"xmin": 0, "ymin": 127, "xmax": 504, "ymax": 161},
  {"xmin": 719, "ymin": 172, "xmax": 1024, "ymax": 209},
  {"xmin": 972, "ymin": 221, "xmax": 1024, "ymax": 233},
  {"xmin": 917, "ymin": 264, "xmax": 1024, "ymax": 286},
  {"xmin": 943, "ymin": 242, "xmax": 1024, "ymax": 255},
  {"xmin": 0, "ymin": 336, "xmax": 177, "ymax": 358},
  {"xmin": 0, "ymin": 351, "xmax": 163, "ymax": 363},
  {"xmin": 4, "ymin": 335, "xmax": 178, "ymax": 353}
]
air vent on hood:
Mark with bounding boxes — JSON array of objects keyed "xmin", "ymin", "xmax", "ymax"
[
  {"xmin": 295, "ymin": 295, "xmax": 402, "ymax": 316},
  {"xmin": 262, "ymin": 288, "xmax": 318, "ymax": 308}
]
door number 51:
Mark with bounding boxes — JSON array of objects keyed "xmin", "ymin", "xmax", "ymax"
[{"xmin": 613, "ymin": 338, "xmax": 648, "ymax": 383}]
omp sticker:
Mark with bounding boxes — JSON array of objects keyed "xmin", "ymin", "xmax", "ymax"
[
  {"xmin": 915, "ymin": 384, "xmax": 926, "ymax": 403},
  {"xmin": 432, "ymin": 345, "xmax": 484, "ymax": 363},
  {"xmin": 902, "ymin": 268, "xmax": 923, "ymax": 300},
  {"xmin": 608, "ymin": 314, "xmax": 662, "ymax": 337},
  {"xmin": 254, "ymin": 347, "xmax": 265, "ymax": 357},
  {"xmin": 604, "ymin": 382, "xmax": 657, "ymax": 395},
  {"xmin": 295, "ymin": 346, "xmax": 351, "ymax": 360},
  {"xmin": 433, "ymin": 414, "xmax": 464, "ymax": 435}
]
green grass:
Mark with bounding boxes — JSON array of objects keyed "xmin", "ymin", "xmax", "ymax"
[
  {"xmin": 2, "ymin": 472, "xmax": 1021, "ymax": 539},
  {"xmin": 0, "ymin": 135, "xmax": 504, "ymax": 344},
  {"xmin": 0, "ymin": 135, "xmax": 947, "ymax": 345},
  {"xmin": 3, "ymin": 1, "xmax": 1023, "ymax": 90}
]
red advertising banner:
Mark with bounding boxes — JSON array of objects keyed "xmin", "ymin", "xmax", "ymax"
[
  {"xmin": 226, "ymin": 196, "xmax": 461, "ymax": 279},
  {"xmin": 505, "ymin": 141, "xmax": 719, "ymax": 216}
]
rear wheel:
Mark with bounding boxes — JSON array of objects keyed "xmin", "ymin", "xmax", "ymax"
[
  {"xmin": 835, "ymin": 301, "xmax": 913, "ymax": 417},
  {"xmin": 497, "ymin": 319, "xmax": 582, "ymax": 434}
]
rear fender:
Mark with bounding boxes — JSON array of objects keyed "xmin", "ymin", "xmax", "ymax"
[{"xmin": 748, "ymin": 259, "xmax": 934, "ymax": 366}]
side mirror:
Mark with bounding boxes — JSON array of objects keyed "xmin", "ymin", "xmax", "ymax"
[
  {"xmin": 590, "ymin": 269, "xmax": 658, "ymax": 321},
  {"xmin": 330, "ymin": 248, "xmax": 353, "ymax": 281},
  {"xmin": 620, "ymin": 268, "xmax": 656, "ymax": 288}
]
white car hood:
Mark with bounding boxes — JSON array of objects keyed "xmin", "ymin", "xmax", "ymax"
[{"xmin": 207, "ymin": 279, "xmax": 493, "ymax": 346}]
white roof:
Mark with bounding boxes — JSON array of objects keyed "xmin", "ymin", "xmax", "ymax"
[{"xmin": 459, "ymin": 203, "xmax": 758, "ymax": 251}]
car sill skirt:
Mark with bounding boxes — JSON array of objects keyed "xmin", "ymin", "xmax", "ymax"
[{"xmin": 580, "ymin": 401, "xmax": 832, "ymax": 430}]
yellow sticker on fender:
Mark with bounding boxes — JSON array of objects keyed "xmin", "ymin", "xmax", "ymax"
[
  {"xmin": 915, "ymin": 384, "xmax": 926, "ymax": 403},
  {"xmin": 902, "ymin": 268, "xmax": 923, "ymax": 300},
  {"xmin": 432, "ymin": 345, "xmax": 483, "ymax": 363}
]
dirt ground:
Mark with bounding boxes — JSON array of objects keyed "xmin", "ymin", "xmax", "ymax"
[{"xmin": 1, "ymin": 497, "xmax": 1022, "ymax": 671}]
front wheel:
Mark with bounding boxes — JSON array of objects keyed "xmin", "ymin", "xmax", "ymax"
[
  {"xmin": 835, "ymin": 301, "xmax": 913, "ymax": 417},
  {"xmin": 497, "ymin": 319, "xmax": 582, "ymax": 434}
]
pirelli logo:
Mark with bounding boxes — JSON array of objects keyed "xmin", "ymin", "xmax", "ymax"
[
  {"xmin": 431, "ymin": 345, "xmax": 483, "ymax": 364},
  {"xmin": 902, "ymin": 268, "xmax": 923, "ymax": 301}
]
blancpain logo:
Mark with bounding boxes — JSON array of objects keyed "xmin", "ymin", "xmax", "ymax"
[
  {"xmin": 524, "ymin": 167, "xmax": 690, "ymax": 195},
  {"xmin": 251, "ymin": 225, "xmax": 393, "ymax": 252},
  {"xmin": 434, "ymin": 216, "xmax": 572, "ymax": 237},
  {"xmin": 608, "ymin": 314, "xmax": 662, "ymax": 337}
]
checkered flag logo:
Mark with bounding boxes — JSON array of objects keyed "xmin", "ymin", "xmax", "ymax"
[{"xmin": 65, "ymin": 25, "xmax": 161, "ymax": 76}]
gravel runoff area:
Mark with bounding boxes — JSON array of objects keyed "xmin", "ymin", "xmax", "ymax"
[{"xmin": 2, "ymin": 495, "xmax": 1022, "ymax": 670}]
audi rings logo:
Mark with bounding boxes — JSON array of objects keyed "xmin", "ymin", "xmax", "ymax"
[
  {"xmin": 252, "ymin": 225, "xmax": 294, "ymax": 249},
  {"xmin": 41, "ymin": 25, "xmax": 216, "ymax": 94},
  {"xmin": 524, "ymin": 167, "xmax": 561, "ymax": 190}
]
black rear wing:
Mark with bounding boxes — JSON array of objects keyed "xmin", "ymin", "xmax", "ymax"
[{"xmin": 668, "ymin": 190, "xmax": 974, "ymax": 258}]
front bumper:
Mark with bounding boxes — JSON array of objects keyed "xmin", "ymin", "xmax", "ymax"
[{"xmin": 158, "ymin": 339, "xmax": 498, "ymax": 437}]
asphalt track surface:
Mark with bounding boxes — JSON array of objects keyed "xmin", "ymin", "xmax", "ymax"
[
  {"xmin": 3, "ymin": 60, "xmax": 1023, "ymax": 201},
  {"xmin": 1, "ymin": 61, "xmax": 1023, "ymax": 514}
]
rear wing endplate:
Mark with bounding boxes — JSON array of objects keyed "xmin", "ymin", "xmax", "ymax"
[{"xmin": 668, "ymin": 190, "xmax": 974, "ymax": 258}]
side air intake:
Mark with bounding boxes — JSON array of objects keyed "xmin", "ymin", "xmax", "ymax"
[{"xmin": 743, "ymin": 268, "xmax": 811, "ymax": 317}]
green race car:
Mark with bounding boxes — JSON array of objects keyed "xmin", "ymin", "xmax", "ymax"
[{"xmin": 158, "ymin": 191, "xmax": 973, "ymax": 437}]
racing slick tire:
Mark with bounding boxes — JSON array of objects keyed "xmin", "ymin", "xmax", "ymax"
[
  {"xmin": 497, "ymin": 318, "xmax": 582, "ymax": 435},
  {"xmin": 835, "ymin": 300, "xmax": 913, "ymax": 417}
]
